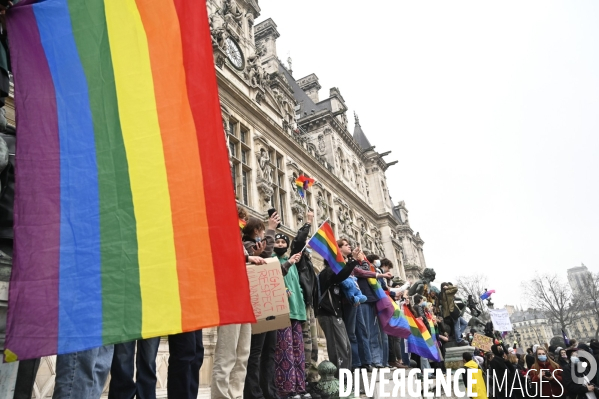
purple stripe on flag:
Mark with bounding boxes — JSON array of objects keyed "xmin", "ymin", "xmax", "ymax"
[{"xmin": 4, "ymin": 5, "xmax": 60, "ymax": 360}]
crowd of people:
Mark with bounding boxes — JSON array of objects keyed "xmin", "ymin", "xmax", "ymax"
[
  {"xmin": 459, "ymin": 339, "xmax": 599, "ymax": 399},
  {"xmin": 28, "ymin": 207, "xmax": 599, "ymax": 399}
]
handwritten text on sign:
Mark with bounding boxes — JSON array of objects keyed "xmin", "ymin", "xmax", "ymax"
[
  {"xmin": 489, "ymin": 308, "xmax": 513, "ymax": 332},
  {"xmin": 248, "ymin": 266, "xmax": 287, "ymax": 318}
]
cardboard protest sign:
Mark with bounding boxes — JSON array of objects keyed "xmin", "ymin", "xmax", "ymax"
[
  {"xmin": 247, "ymin": 258, "xmax": 291, "ymax": 334},
  {"xmin": 490, "ymin": 308, "xmax": 513, "ymax": 332},
  {"xmin": 472, "ymin": 333, "xmax": 494, "ymax": 352}
]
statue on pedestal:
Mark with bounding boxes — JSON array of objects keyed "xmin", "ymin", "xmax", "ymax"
[{"xmin": 408, "ymin": 268, "xmax": 436, "ymax": 297}]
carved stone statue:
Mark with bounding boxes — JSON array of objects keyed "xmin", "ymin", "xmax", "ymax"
[
  {"xmin": 408, "ymin": 268, "xmax": 436, "ymax": 297},
  {"xmin": 318, "ymin": 134, "xmax": 325, "ymax": 154},
  {"xmin": 467, "ymin": 315, "xmax": 486, "ymax": 334},
  {"xmin": 257, "ymin": 148, "xmax": 272, "ymax": 182},
  {"xmin": 337, "ymin": 208, "xmax": 350, "ymax": 235},
  {"xmin": 222, "ymin": 0, "xmax": 243, "ymax": 25},
  {"xmin": 209, "ymin": 10, "xmax": 228, "ymax": 49},
  {"xmin": 257, "ymin": 181, "xmax": 274, "ymax": 212},
  {"xmin": 316, "ymin": 192, "xmax": 328, "ymax": 223}
]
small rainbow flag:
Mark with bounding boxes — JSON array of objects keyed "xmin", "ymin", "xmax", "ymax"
[
  {"xmin": 309, "ymin": 221, "xmax": 345, "ymax": 274},
  {"xmin": 4, "ymin": 0, "xmax": 255, "ymax": 361},
  {"xmin": 239, "ymin": 218, "xmax": 247, "ymax": 231},
  {"xmin": 404, "ymin": 304, "xmax": 441, "ymax": 362},
  {"xmin": 295, "ymin": 175, "xmax": 315, "ymax": 199},
  {"xmin": 366, "ymin": 264, "xmax": 410, "ymax": 338}
]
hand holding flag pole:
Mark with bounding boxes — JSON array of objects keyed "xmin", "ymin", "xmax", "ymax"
[
  {"xmin": 295, "ymin": 175, "xmax": 315, "ymax": 210},
  {"xmin": 300, "ymin": 218, "xmax": 330, "ymax": 253}
]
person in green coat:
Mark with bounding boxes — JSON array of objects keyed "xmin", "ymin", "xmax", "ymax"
[{"xmin": 272, "ymin": 233, "xmax": 310, "ymax": 399}]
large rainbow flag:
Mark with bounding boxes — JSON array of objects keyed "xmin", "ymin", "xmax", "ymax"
[
  {"xmin": 366, "ymin": 265, "xmax": 410, "ymax": 338},
  {"xmin": 404, "ymin": 304, "xmax": 442, "ymax": 362},
  {"xmin": 4, "ymin": 0, "xmax": 255, "ymax": 361},
  {"xmin": 309, "ymin": 221, "xmax": 346, "ymax": 274}
]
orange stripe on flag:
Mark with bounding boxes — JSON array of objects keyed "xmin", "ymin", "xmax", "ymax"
[{"xmin": 136, "ymin": 0, "xmax": 219, "ymax": 329}]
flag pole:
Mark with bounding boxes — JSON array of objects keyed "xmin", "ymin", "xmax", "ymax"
[{"xmin": 300, "ymin": 217, "xmax": 330, "ymax": 253}]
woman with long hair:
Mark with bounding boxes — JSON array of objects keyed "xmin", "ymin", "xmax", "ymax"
[{"xmin": 528, "ymin": 347, "xmax": 564, "ymax": 398}]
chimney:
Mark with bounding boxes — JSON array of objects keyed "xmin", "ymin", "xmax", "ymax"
[{"xmin": 297, "ymin": 73, "xmax": 321, "ymax": 103}]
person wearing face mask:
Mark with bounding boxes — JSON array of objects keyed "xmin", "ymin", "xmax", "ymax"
[
  {"xmin": 562, "ymin": 348, "xmax": 596, "ymax": 399},
  {"xmin": 272, "ymin": 233, "xmax": 308, "ymax": 399},
  {"xmin": 289, "ymin": 211, "xmax": 319, "ymax": 371},
  {"xmin": 529, "ymin": 347, "xmax": 564, "ymax": 398}
]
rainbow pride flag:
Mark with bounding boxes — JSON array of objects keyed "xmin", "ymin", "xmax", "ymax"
[
  {"xmin": 295, "ymin": 175, "xmax": 315, "ymax": 199},
  {"xmin": 239, "ymin": 218, "xmax": 247, "ymax": 231},
  {"xmin": 366, "ymin": 266, "xmax": 410, "ymax": 338},
  {"xmin": 309, "ymin": 221, "xmax": 345, "ymax": 274},
  {"xmin": 4, "ymin": 0, "xmax": 255, "ymax": 361},
  {"xmin": 404, "ymin": 304, "xmax": 441, "ymax": 362}
]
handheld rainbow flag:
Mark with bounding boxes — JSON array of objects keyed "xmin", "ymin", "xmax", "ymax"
[
  {"xmin": 366, "ymin": 266, "xmax": 410, "ymax": 338},
  {"xmin": 295, "ymin": 175, "xmax": 315, "ymax": 199},
  {"xmin": 239, "ymin": 218, "xmax": 247, "ymax": 231},
  {"xmin": 308, "ymin": 221, "xmax": 346, "ymax": 274},
  {"xmin": 404, "ymin": 304, "xmax": 442, "ymax": 362},
  {"xmin": 4, "ymin": 0, "xmax": 255, "ymax": 362}
]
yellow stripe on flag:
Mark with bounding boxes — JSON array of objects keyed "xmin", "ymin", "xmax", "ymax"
[{"xmin": 104, "ymin": 0, "xmax": 181, "ymax": 336}]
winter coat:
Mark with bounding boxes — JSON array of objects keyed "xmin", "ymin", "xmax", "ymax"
[
  {"xmin": 463, "ymin": 360, "xmax": 489, "ymax": 399},
  {"xmin": 354, "ymin": 260, "xmax": 378, "ymax": 303},
  {"xmin": 290, "ymin": 222, "xmax": 319, "ymax": 314},
  {"xmin": 440, "ymin": 286, "xmax": 459, "ymax": 319},
  {"xmin": 275, "ymin": 254, "xmax": 306, "ymax": 322},
  {"xmin": 243, "ymin": 229, "xmax": 276, "ymax": 258},
  {"xmin": 317, "ymin": 259, "xmax": 358, "ymax": 317},
  {"xmin": 562, "ymin": 363, "xmax": 594, "ymax": 399},
  {"xmin": 529, "ymin": 362, "xmax": 564, "ymax": 398},
  {"xmin": 488, "ymin": 355, "xmax": 515, "ymax": 398}
]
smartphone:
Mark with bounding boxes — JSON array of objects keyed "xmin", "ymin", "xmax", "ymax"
[{"xmin": 268, "ymin": 208, "xmax": 281, "ymax": 228}]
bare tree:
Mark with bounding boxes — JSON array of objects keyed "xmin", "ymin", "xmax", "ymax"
[
  {"xmin": 523, "ymin": 274, "xmax": 583, "ymax": 335},
  {"xmin": 455, "ymin": 274, "xmax": 491, "ymax": 321},
  {"xmin": 578, "ymin": 271, "xmax": 599, "ymax": 339}
]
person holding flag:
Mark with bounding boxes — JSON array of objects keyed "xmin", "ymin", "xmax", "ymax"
[{"xmin": 316, "ymin": 237, "xmax": 366, "ymax": 374}]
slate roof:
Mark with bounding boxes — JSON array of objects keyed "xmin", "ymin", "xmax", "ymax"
[
  {"xmin": 353, "ymin": 116, "xmax": 372, "ymax": 150},
  {"xmin": 278, "ymin": 64, "xmax": 330, "ymax": 117}
]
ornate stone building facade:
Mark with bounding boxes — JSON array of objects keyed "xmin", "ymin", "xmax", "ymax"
[{"xmin": 207, "ymin": 0, "xmax": 429, "ymax": 283}]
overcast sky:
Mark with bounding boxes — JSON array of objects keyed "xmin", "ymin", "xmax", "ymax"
[{"xmin": 256, "ymin": 1, "xmax": 599, "ymax": 308}]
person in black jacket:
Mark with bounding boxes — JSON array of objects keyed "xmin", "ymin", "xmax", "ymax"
[
  {"xmin": 317, "ymin": 239, "xmax": 365, "ymax": 375},
  {"xmin": 562, "ymin": 347, "xmax": 596, "ymax": 399},
  {"xmin": 488, "ymin": 344, "xmax": 516, "ymax": 399},
  {"xmin": 290, "ymin": 211, "xmax": 320, "ymax": 370}
]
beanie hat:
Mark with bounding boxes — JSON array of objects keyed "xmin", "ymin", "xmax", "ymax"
[{"xmin": 275, "ymin": 233, "xmax": 290, "ymax": 247}]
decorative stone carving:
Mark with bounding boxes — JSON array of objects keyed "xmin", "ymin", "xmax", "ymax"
[
  {"xmin": 289, "ymin": 176, "xmax": 302, "ymax": 203},
  {"xmin": 256, "ymin": 148, "xmax": 272, "ymax": 182},
  {"xmin": 223, "ymin": 0, "xmax": 243, "ymax": 26},
  {"xmin": 373, "ymin": 231, "xmax": 385, "ymax": 257},
  {"xmin": 245, "ymin": 54, "xmax": 269, "ymax": 89},
  {"xmin": 255, "ymin": 91, "xmax": 265, "ymax": 105},
  {"xmin": 317, "ymin": 134, "xmax": 325, "ymax": 154},
  {"xmin": 316, "ymin": 192, "xmax": 329, "ymax": 223},
  {"xmin": 216, "ymin": 53, "xmax": 226, "ymax": 69},
  {"xmin": 209, "ymin": 10, "xmax": 228, "ymax": 49},
  {"xmin": 291, "ymin": 202, "xmax": 305, "ymax": 224},
  {"xmin": 337, "ymin": 207, "xmax": 351, "ymax": 236},
  {"xmin": 257, "ymin": 180, "xmax": 274, "ymax": 211}
]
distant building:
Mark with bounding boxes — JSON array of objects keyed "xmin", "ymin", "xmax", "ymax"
[
  {"xmin": 511, "ymin": 309, "xmax": 554, "ymax": 349},
  {"xmin": 568, "ymin": 264, "xmax": 592, "ymax": 298}
]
